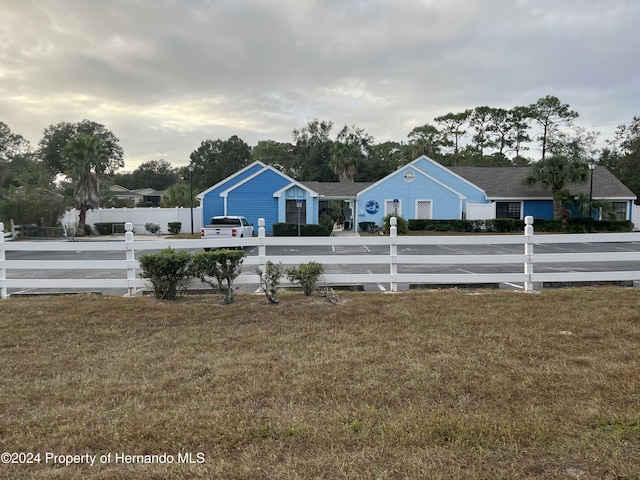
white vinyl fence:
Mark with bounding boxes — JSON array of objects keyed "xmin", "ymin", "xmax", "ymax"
[
  {"xmin": 2, "ymin": 217, "xmax": 640, "ymax": 300},
  {"xmin": 61, "ymin": 206, "xmax": 203, "ymax": 235}
]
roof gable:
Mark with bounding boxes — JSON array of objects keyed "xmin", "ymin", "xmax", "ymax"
[
  {"xmin": 356, "ymin": 160, "xmax": 467, "ymax": 199},
  {"xmin": 220, "ymin": 164, "xmax": 318, "ymax": 197},
  {"xmin": 196, "ymin": 160, "xmax": 266, "ymax": 199}
]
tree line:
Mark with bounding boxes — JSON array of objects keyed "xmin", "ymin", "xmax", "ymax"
[{"xmin": 1, "ymin": 94, "xmax": 639, "ymax": 234}]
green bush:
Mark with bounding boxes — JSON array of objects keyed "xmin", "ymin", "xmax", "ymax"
[
  {"xmin": 192, "ymin": 249, "xmax": 245, "ymax": 304},
  {"xmin": 138, "ymin": 247, "xmax": 194, "ymax": 300},
  {"xmin": 258, "ymin": 261, "xmax": 284, "ymax": 303},
  {"xmin": 533, "ymin": 218, "xmax": 633, "ymax": 233},
  {"xmin": 287, "ymin": 261, "xmax": 324, "ymax": 296},
  {"xmin": 382, "ymin": 214, "xmax": 409, "ymax": 234},
  {"xmin": 319, "ymin": 213, "xmax": 334, "ymax": 233},
  {"xmin": 359, "ymin": 221, "xmax": 376, "ymax": 233},
  {"xmin": 145, "ymin": 223, "xmax": 161, "ymax": 234},
  {"xmin": 167, "ymin": 222, "xmax": 182, "ymax": 234},
  {"xmin": 486, "ymin": 218, "xmax": 524, "ymax": 232}
]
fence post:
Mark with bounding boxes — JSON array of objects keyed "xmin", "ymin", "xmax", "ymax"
[
  {"xmin": 125, "ymin": 222, "xmax": 137, "ymax": 296},
  {"xmin": 0, "ymin": 222, "xmax": 6, "ymax": 299},
  {"xmin": 524, "ymin": 216, "xmax": 534, "ymax": 292},
  {"xmin": 10, "ymin": 219, "xmax": 16, "ymax": 240},
  {"xmin": 258, "ymin": 218, "xmax": 266, "ymax": 286},
  {"xmin": 389, "ymin": 216, "xmax": 398, "ymax": 292}
]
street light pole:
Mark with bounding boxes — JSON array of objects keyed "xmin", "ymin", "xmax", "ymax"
[{"xmin": 188, "ymin": 163, "xmax": 194, "ymax": 235}]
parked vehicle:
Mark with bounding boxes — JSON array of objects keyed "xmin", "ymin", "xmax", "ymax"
[{"xmin": 201, "ymin": 216, "xmax": 254, "ymax": 251}]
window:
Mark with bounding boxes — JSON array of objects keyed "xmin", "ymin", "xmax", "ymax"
[
  {"xmin": 609, "ymin": 202, "xmax": 627, "ymax": 220},
  {"xmin": 385, "ymin": 199, "xmax": 401, "ymax": 217},
  {"xmin": 496, "ymin": 202, "xmax": 521, "ymax": 219},
  {"xmin": 286, "ymin": 199, "xmax": 306, "ymax": 224},
  {"xmin": 416, "ymin": 200, "xmax": 432, "ymax": 219}
]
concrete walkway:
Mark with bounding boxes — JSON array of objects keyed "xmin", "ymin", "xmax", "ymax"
[{"xmin": 330, "ymin": 226, "xmax": 359, "ymax": 237}]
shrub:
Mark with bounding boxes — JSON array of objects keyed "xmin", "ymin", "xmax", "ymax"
[
  {"xmin": 359, "ymin": 221, "xmax": 376, "ymax": 233},
  {"xmin": 319, "ymin": 213, "xmax": 335, "ymax": 234},
  {"xmin": 258, "ymin": 261, "xmax": 284, "ymax": 303},
  {"xmin": 145, "ymin": 222, "xmax": 161, "ymax": 234},
  {"xmin": 382, "ymin": 214, "xmax": 409, "ymax": 234},
  {"xmin": 486, "ymin": 218, "xmax": 524, "ymax": 232},
  {"xmin": 272, "ymin": 222, "xmax": 332, "ymax": 236},
  {"xmin": 138, "ymin": 247, "xmax": 194, "ymax": 300},
  {"xmin": 192, "ymin": 249, "xmax": 245, "ymax": 304},
  {"xmin": 287, "ymin": 261, "xmax": 324, "ymax": 296},
  {"xmin": 167, "ymin": 222, "xmax": 182, "ymax": 234}
]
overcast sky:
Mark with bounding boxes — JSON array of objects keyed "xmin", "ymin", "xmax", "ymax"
[{"xmin": 2, "ymin": 0, "xmax": 639, "ymax": 170}]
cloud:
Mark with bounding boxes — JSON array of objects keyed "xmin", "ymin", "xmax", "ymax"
[{"xmin": 1, "ymin": 0, "xmax": 639, "ymax": 169}]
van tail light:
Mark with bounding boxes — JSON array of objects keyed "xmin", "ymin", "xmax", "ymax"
[{"xmin": 200, "ymin": 228, "xmax": 204, "ymax": 238}]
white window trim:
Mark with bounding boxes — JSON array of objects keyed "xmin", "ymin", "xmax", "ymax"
[
  {"xmin": 415, "ymin": 199, "xmax": 433, "ymax": 220},
  {"xmin": 384, "ymin": 199, "xmax": 402, "ymax": 217}
]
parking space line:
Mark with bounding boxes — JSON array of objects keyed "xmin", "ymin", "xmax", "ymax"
[{"xmin": 367, "ymin": 269, "xmax": 386, "ymax": 291}]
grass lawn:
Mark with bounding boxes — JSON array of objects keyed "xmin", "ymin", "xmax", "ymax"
[{"xmin": 1, "ymin": 288, "xmax": 639, "ymax": 479}]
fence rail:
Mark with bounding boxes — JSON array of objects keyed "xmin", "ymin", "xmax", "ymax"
[{"xmin": 2, "ymin": 217, "xmax": 640, "ymax": 300}]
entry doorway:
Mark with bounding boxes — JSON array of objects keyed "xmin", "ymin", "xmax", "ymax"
[{"xmin": 286, "ymin": 199, "xmax": 306, "ymax": 224}]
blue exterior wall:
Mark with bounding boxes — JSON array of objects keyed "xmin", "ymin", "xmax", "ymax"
[
  {"xmin": 523, "ymin": 200, "xmax": 554, "ymax": 219},
  {"xmin": 225, "ymin": 169, "xmax": 291, "ymax": 234},
  {"xmin": 357, "ymin": 167, "xmax": 463, "ymax": 226},
  {"xmin": 279, "ymin": 185, "xmax": 319, "ymax": 224},
  {"xmin": 200, "ymin": 163, "xmax": 264, "ymax": 225},
  {"xmin": 413, "ymin": 157, "xmax": 487, "ymax": 211}
]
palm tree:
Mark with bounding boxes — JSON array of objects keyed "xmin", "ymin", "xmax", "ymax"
[
  {"xmin": 329, "ymin": 141, "xmax": 360, "ymax": 182},
  {"xmin": 62, "ymin": 134, "xmax": 109, "ymax": 236},
  {"xmin": 522, "ymin": 155, "xmax": 588, "ymax": 221}
]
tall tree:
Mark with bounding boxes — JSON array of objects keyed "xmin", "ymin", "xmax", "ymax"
[
  {"xmin": 600, "ymin": 116, "xmax": 640, "ymax": 200},
  {"xmin": 522, "ymin": 154, "xmax": 588, "ymax": 220},
  {"xmin": 469, "ymin": 106, "xmax": 497, "ymax": 161},
  {"xmin": 359, "ymin": 141, "xmax": 401, "ymax": 181},
  {"xmin": 251, "ymin": 140, "xmax": 297, "ymax": 177},
  {"xmin": 292, "ymin": 119, "xmax": 335, "ymax": 181},
  {"xmin": 507, "ymin": 106, "xmax": 532, "ymax": 161},
  {"xmin": 529, "ymin": 95, "xmax": 578, "ymax": 160},
  {"xmin": 189, "ymin": 135, "xmax": 252, "ymax": 191},
  {"xmin": 1, "ymin": 122, "xmax": 34, "ymax": 188},
  {"xmin": 39, "ymin": 120, "xmax": 124, "ymax": 175},
  {"xmin": 62, "ymin": 134, "xmax": 111, "ymax": 236},
  {"xmin": 330, "ymin": 141, "xmax": 360, "ymax": 182},
  {"xmin": 129, "ymin": 159, "xmax": 178, "ymax": 190},
  {"xmin": 434, "ymin": 110, "xmax": 472, "ymax": 164},
  {"xmin": 549, "ymin": 126, "xmax": 599, "ymax": 162},
  {"xmin": 407, "ymin": 124, "xmax": 442, "ymax": 160}
]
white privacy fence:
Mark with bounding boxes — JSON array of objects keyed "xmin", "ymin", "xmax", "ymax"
[
  {"xmin": 2, "ymin": 217, "xmax": 640, "ymax": 300},
  {"xmin": 60, "ymin": 206, "xmax": 203, "ymax": 235}
]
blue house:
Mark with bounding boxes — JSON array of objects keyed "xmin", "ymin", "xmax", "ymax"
[
  {"xmin": 196, "ymin": 161, "xmax": 319, "ymax": 234},
  {"xmin": 198, "ymin": 156, "xmax": 636, "ymax": 233},
  {"xmin": 355, "ymin": 156, "xmax": 487, "ymax": 226}
]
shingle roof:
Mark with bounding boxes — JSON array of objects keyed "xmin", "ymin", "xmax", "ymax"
[
  {"xmin": 449, "ymin": 166, "xmax": 636, "ymax": 199},
  {"xmin": 301, "ymin": 181, "xmax": 373, "ymax": 198}
]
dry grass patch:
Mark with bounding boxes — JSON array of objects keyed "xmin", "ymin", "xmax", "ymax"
[{"xmin": 0, "ymin": 288, "xmax": 639, "ymax": 479}]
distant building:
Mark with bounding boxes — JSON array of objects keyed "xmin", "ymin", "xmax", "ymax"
[{"xmin": 110, "ymin": 185, "xmax": 165, "ymax": 207}]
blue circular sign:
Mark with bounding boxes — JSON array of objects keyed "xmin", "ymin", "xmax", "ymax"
[{"xmin": 365, "ymin": 200, "xmax": 379, "ymax": 214}]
